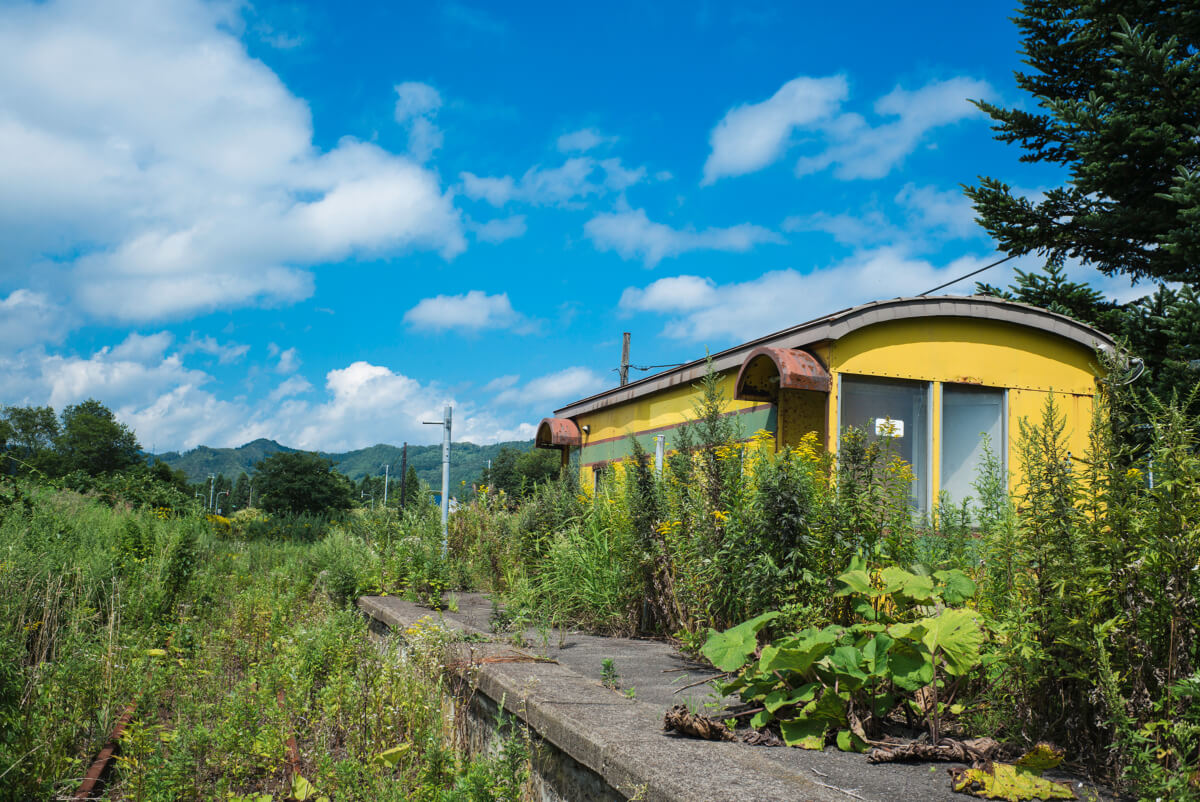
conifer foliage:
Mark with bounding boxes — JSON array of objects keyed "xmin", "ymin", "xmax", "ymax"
[{"xmin": 967, "ymin": 1, "xmax": 1200, "ymax": 284}]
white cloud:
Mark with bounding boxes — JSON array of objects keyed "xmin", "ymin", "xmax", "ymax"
[
  {"xmin": 619, "ymin": 275, "xmax": 718, "ymax": 313},
  {"xmin": 619, "ymin": 247, "xmax": 1005, "ymax": 343},
  {"xmin": 268, "ymin": 375, "xmax": 313, "ymax": 402},
  {"xmin": 458, "ymin": 156, "xmax": 647, "ymax": 207},
  {"xmin": 0, "ymin": 289, "xmax": 72, "ymax": 350},
  {"xmin": 557, "ymin": 128, "xmax": 617, "ymax": 153},
  {"xmin": 585, "ymin": 208, "xmax": 784, "ymax": 267},
  {"xmin": 179, "ymin": 334, "xmax": 249, "ymax": 364},
  {"xmin": 794, "ymin": 77, "xmax": 993, "ymax": 180},
  {"xmin": 493, "ymin": 366, "xmax": 605, "ymax": 406},
  {"xmin": 894, "ymin": 183, "xmax": 979, "ymax": 239},
  {"xmin": 393, "ymin": 81, "xmax": 443, "ymax": 162},
  {"xmin": 0, "ymin": 0, "xmax": 465, "ymax": 326},
  {"xmin": 470, "ymin": 215, "xmax": 527, "ymax": 244},
  {"xmin": 404, "ymin": 290, "xmax": 531, "ymax": 333},
  {"xmin": 703, "ymin": 75, "xmax": 848, "ymax": 184},
  {"xmin": 702, "ymin": 74, "xmax": 992, "ymax": 184},
  {"xmin": 111, "ymin": 331, "xmax": 175, "ymax": 363},
  {"xmin": 782, "ymin": 209, "xmax": 901, "ymax": 247},
  {"xmin": 274, "ymin": 347, "xmax": 300, "ymax": 374},
  {"xmin": 482, "ymin": 374, "xmax": 520, "ymax": 393}
]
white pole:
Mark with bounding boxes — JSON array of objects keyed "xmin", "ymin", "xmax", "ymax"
[
  {"xmin": 654, "ymin": 435, "xmax": 665, "ymax": 477},
  {"xmin": 441, "ymin": 405, "xmax": 451, "ymax": 556},
  {"xmin": 383, "ymin": 464, "xmax": 390, "ymax": 507},
  {"xmin": 208, "ymin": 474, "xmax": 215, "ymax": 511}
]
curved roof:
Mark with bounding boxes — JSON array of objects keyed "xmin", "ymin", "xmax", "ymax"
[{"xmin": 554, "ymin": 295, "xmax": 1115, "ymax": 418}]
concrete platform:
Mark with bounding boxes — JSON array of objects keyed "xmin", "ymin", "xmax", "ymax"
[{"xmin": 359, "ymin": 592, "xmax": 1113, "ymax": 802}]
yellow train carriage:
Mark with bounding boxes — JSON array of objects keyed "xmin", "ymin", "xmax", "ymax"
[{"xmin": 536, "ymin": 296, "xmax": 1113, "ymax": 511}]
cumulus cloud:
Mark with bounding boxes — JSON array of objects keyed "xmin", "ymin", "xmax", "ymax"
[
  {"xmin": 702, "ymin": 74, "xmax": 992, "ymax": 184},
  {"xmin": 0, "ymin": 289, "xmax": 72, "ymax": 350},
  {"xmin": 557, "ymin": 128, "xmax": 617, "ymax": 153},
  {"xmin": 493, "ymin": 366, "xmax": 605, "ymax": 406},
  {"xmin": 794, "ymin": 77, "xmax": 993, "ymax": 180},
  {"xmin": 584, "ymin": 208, "xmax": 784, "ymax": 267},
  {"xmin": 404, "ymin": 290, "xmax": 534, "ymax": 333},
  {"xmin": 111, "ymin": 331, "xmax": 175, "ymax": 363},
  {"xmin": 702, "ymin": 75, "xmax": 848, "ymax": 184},
  {"xmin": 268, "ymin": 375, "xmax": 313, "ymax": 402},
  {"xmin": 0, "ymin": 0, "xmax": 465, "ymax": 326},
  {"xmin": 459, "ymin": 156, "xmax": 646, "ymax": 207},
  {"xmin": 618, "ymin": 248, "xmax": 1005, "ymax": 343},
  {"xmin": 393, "ymin": 81, "xmax": 443, "ymax": 162}
]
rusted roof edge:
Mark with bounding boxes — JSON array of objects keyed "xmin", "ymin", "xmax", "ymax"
[{"xmin": 553, "ymin": 295, "xmax": 1114, "ymax": 419}]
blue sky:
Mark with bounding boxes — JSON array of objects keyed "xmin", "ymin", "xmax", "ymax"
[{"xmin": 0, "ymin": 0, "xmax": 1147, "ymax": 452}]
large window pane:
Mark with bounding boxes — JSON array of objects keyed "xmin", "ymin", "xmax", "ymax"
[
  {"xmin": 840, "ymin": 375, "xmax": 929, "ymax": 510},
  {"xmin": 940, "ymin": 385, "xmax": 1004, "ymax": 506}
]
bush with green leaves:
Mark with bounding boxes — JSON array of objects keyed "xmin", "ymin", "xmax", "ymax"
[{"xmin": 704, "ymin": 558, "xmax": 983, "ymax": 751}]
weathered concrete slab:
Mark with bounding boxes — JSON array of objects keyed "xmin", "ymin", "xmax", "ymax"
[{"xmin": 359, "ymin": 593, "xmax": 1113, "ymax": 802}]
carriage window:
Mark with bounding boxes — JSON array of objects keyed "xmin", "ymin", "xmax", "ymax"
[
  {"xmin": 840, "ymin": 376, "xmax": 929, "ymax": 511},
  {"xmin": 940, "ymin": 385, "xmax": 1004, "ymax": 507}
]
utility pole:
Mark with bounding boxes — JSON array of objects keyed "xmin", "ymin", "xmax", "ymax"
[
  {"xmin": 382, "ymin": 463, "xmax": 389, "ymax": 507},
  {"xmin": 654, "ymin": 434, "xmax": 665, "ymax": 477},
  {"xmin": 207, "ymin": 474, "xmax": 215, "ymax": 511},
  {"xmin": 422, "ymin": 406, "xmax": 452, "ymax": 556},
  {"xmin": 399, "ymin": 443, "xmax": 408, "ymax": 509},
  {"xmin": 619, "ymin": 332, "xmax": 631, "ymax": 386}
]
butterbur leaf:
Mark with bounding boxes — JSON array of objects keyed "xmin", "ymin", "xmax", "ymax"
[
  {"xmin": 780, "ymin": 716, "xmax": 827, "ymax": 749},
  {"xmin": 888, "ymin": 637, "xmax": 933, "ymax": 691},
  {"xmin": 835, "ymin": 560, "xmax": 873, "ymax": 597},
  {"xmin": 934, "ymin": 569, "xmax": 977, "ymax": 605},
  {"xmin": 290, "ymin": 775, "xmax": 319, "ymax": 801},
  {"xmin": 920, "ymin": 609, "xmax": 984, "ymax": 676},
  {"xmin": 374, "ymin": 744, "xmax": 410, "ymax": 768},
  {"xmin": 764, "ymin": 682, "xmax": 819, "ymax": 713},
  {"xmin": 950, "ymin": 761, "xmax": 1075, "ymax": 801},
  {"xmin": 760, "ymin": 628, "xmax": 836, "ymax": 675},
  {"xmin": 750, "ymin": 709, "xmax": 774, "ymax": 729},
  {"xmin": 836, "ymin": 729, "xmax": 869, "ymax": 753},
  {"xmin": 701, "ymin": 611, "xmax": 780, "ymax": 672},
  {"xmin": 1014, "ymin": 742, "xmax": 1064, "ymax": 774}
]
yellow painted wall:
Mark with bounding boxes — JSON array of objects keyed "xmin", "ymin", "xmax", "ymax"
[
  {"xmin": 827, "ymin": 317, "xmax": 1102, "ymax": 496},
  {"xmin": 829, "ymin": 317, "xmax": 1100, "ymax": 394},
  {"xmin": 571, "ymin": 318, "xmax": 1103, "ymax": 496}
]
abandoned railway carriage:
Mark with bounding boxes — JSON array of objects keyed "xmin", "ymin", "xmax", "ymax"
[{"xmin": 535, "ymin": 296, "xmax": 1116, "ymax": 512}]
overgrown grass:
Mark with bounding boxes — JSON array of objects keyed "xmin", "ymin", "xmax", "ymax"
[{"xmin": 0, "ymin": 485, "xmax": 529, "ymax": 801}]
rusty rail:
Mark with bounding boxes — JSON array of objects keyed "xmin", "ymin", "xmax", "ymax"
[{"xmin": 72, "ymin": 701, "xmax": 137, "ymax": 800}]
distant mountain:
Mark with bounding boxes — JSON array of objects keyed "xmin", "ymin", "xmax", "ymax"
[{"xmin": 155, "ymin": 437, "xmax": 536, "ymax": 491}]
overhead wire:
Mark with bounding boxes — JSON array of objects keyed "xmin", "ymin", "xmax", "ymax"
[{"xmin": 918, "ymin": 253, "xmax": 1018, "ymax": 296}]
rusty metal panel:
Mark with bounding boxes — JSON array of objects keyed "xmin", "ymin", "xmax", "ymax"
[
  {"xmin": 535, "ymin": 417, "xmax": 581, "ymax": 448},
  {"xmin": 735, "ymin": 346, "xmax": 831, "ymax": 402}
]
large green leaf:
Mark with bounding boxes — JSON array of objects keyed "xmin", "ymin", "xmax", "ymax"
[
  {"xmin": 780, "ymin": 716, "xmax": 827, "ymax": 749},
  {"xmin": 880, "ymin": 566, "xmax": 934, "ymax": 604},
  {"xmin": 836, "ymin": 729, "xmax": 870, "ymax": 753},
  {"xmin": 764, "ymin": 682, "xmax": 819, "ymax": 713},
  {"xmin": 951, "ymin": 762, "xmax": 1074, "ymax": 801},
  {"xmin": 920, "ymin": 609, "xmax": 984, "ymax": 676},
  {"xmin": 701, "ymin": 610, "xmax": 780, "ymax": 672},
  {"xmin": 818, "ymin": 645, "xmax": 869, "ymax": 692},
  {"xmin": 861, "ymin": 632, "xmax": 893, "ymax": 676},
  {"xmin": 934, "ymin": 569, "xmax": 977, "ymax": 605},
  {"xmin": 834, "ymin": 555, "xmax": 872, "ymax": 597},
  {"xmin": 887, "ymin": 635, "xmax": 933, "ymax": 691},
  {"xmin": 759, "ymin": 627, "xmax": 837, "ymax": 676}
]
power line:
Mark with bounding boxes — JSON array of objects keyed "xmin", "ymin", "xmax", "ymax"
[{"xmin": 918, "ymin": 253, "xmax": 1018, "ymax": 297}]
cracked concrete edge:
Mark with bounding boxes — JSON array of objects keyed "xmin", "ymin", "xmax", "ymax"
[{"xmin": 357, "ymin": 596, "xmax": 842, "ymax": 802}]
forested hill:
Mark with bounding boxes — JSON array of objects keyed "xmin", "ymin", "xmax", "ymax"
[{"xmin": 154, "ymin": 437, "xmax": 537, "ymax": 489}]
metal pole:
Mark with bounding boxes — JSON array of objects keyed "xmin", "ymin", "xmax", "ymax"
[
  {"xmin": 654, "ymin": 434, "xmax": 665, "ymax": 477},
  {"xmin": 399, "ymin": 443, "xmax": 408, "ymax": 509},
  {"xmin": 383, "ymin": 464, "xmax": 389, "ymax": 507},
  {"xmin": 208, "ymin": 474, "xmax": 215, "ymax": 511},
  {"xmin": 423, "ymin": 409, "xmax": 453, "ymax": 557},
  {"xmin": 441, "ymin": 405, "xmax": 451, "ymax": 555},
  {"xmin": 619, "ymin": 332, "xmax": 631, "ymax": 386}
]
